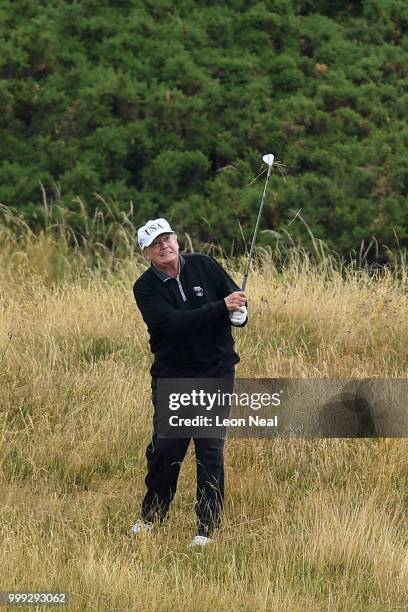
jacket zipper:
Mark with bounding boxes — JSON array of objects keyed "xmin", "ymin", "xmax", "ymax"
[{"xmin": 176, "ymin": 275, "xmax": 187, "ymax": 302}]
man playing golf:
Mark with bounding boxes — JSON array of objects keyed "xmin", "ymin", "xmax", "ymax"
[{"xmin": 130, "ymin": 218, "xmax": 247, "ymax": 547}]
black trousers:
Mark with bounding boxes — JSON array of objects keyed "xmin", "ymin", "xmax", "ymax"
[{"xmin": 141, "ymin": 365, "xmax": 234, "ymax": 537}]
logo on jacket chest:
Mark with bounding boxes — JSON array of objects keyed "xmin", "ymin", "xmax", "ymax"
[{"xmin": 193, "ymin": 286, "xmax": 204, "ymax": 297}]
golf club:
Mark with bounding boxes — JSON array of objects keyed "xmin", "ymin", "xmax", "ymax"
[{"xmin": 242, "ymin": 154, "xmax": 275, "ymax": 290}]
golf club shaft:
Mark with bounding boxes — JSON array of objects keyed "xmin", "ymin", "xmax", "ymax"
[{"xmin": 242, "ymin": 164, "xmax": 273, "ymax": 291}]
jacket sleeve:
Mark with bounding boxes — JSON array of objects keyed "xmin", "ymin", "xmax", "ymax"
[
  {"xmin": 208, "ymin": 256, "xmax": 241, "ymax": 297},
  {"xmin": 133, "ymin": 281, "xmax": 229, "ymax": 336},
  {"xmin": 208, "ymin": 257, "xmax": 248, "ymax": 328}
]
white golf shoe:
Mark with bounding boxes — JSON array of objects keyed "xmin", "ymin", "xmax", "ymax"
[
  {"xmin": 189, "ymin": 535, "xmax": 213, "ymax": 548},
  {"xmin": 128, "ymin": 521, "xmax": 154, "ymax": 535}
]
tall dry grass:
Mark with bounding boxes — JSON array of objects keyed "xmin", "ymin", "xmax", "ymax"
[{"xmin": 1, "ymin": 211, "xmax": 408, "ymax": 611}]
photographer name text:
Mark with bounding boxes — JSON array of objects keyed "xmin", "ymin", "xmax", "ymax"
[{"xmin": 168, "ymin": 415, "xmax": 278, "ymax": 428}]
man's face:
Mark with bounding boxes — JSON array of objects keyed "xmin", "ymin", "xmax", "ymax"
[{"xmin": 144, "ymin": 232, "xmax": 179, "ymax": 268}]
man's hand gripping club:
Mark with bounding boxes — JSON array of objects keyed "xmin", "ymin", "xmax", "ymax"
[{"xmin": 224, "ymin": 291, "xmax": 247, "ymax": 326}]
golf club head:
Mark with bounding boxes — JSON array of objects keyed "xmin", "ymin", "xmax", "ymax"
[{"xmin": 262, "ymin": 153, "xmax": 274, "ymax": 167}]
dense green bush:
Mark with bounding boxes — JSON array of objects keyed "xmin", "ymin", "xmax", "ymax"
[{"xmin": 0, "ymin": 0, "xmax": 407, "ymax": 255}]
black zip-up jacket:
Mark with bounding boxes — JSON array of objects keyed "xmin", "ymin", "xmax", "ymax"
[{"xmin": 133, "ymin": 253, "xmax": 247, "ymax": 376}]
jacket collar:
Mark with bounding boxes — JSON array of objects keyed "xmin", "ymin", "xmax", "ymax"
[{"xmin": 151, "ymin": 255, "xmax": 186, "ymax": 282}]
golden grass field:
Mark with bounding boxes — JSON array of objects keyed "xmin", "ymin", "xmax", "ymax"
[{"xmin": 1, "ymin": 224, "xmax": 408, "ymax": 611}]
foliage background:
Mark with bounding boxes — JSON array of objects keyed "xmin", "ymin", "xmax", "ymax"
[{"xmin": 1, "ymin": 0, "xmax": 407, "ymax": 254}]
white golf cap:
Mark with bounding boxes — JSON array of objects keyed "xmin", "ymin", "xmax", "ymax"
[{"xmin": 137, "ymin": 218, "xmax": 174, "ymax": 250}]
